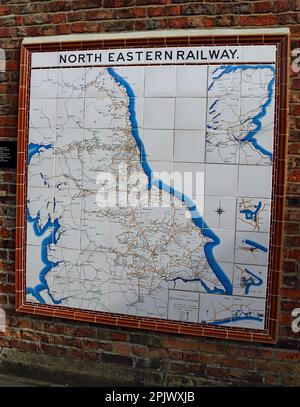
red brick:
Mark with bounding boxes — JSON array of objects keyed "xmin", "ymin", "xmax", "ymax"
[
  {"xmin": 239, "ymin": 15, "xmax": 277, "ymax": 26},
  {"xmin": 253, "ymin": 1, "xmax": 274, "ymax": 13}
]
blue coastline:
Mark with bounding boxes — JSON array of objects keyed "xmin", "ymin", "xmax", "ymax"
[
  {"xmin": 26, "ymin": 143, "xmax": 62, "ymax": 305},
  {"xmin": 242, "ymin": 268, "xmax": 263, "ymax": 295},
  {"xmin": 107, "ymin": 67, "xmax": 233, "ymax": 296},
  {"xmin": 243, "ymin": 239, "xmax": 268, "ymax": 253},
  {"xmin": 28, "ymin": 142, "xmax": 53, "ymax": 164},
  {"xmin": 26, "ymin": 209, "xmax": 62, "ymax": 304},
  {"xmin": 210, "ymin": 65, "xmax": 275, "ymax": 160},
  {"xmin": 210, "ymin": 315, "xmax": 263, "ymax": 325}
]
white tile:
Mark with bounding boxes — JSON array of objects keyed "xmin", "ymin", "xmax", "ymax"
[
  {"xmin": 143, "ymin": 98, "xmax": 175, "ymax": 129},
  {"xmin": 54, "ymin": 157, "xmax": 83, "ymax": 189},
  {"xmin": 56, "ymin": 98, "xmax": 84, "ymax": 129},
  {"xmin": 225, "ymin": 296, "xmax": 266, "ymax": 329},
  {"xmin": 199, "ymin": 293, "xmax": 233, "ymax": 325},
  {"xmin": 241, "ymin": 45, "xmax": 276, "ymax": 63},
  {"xmin": 205, "ymin": 130, "xmax": 240, "ymax": 164},
  {"xmin": 31, "ymin": 52, "xmax": 59, "ymax": 68},
  {"xmin": 29, "ymin": 98, "xmax": 56, "ymax": 129},
  {"xmin": 28, "ymin": 157, "xmax": 54, "ymax": 189},
  {"xmin": 84, "ymin": 98, "xmax": 115, "ymax": 129},
  {"xmin": 55, "ymin": 128, "xmax": 83, "ymax": 159},
  {"xmin": 85, "ymin": 67, "xmax": 119, "ymax": 98},
  {"xmin": 235, "ymin": 231, "xmax": 270, "ymax": 265},
  {"xmin": 233, "ymin": 263, "xmax": 268, "ymax": 298},
  {"xmin": 57, "ymin": 67, "xmax": 86, "ymax": 98},
  {"xmin": 175, "ymin": 98, "xmax": 206, "ymax": 130},
  {"xmin": 52, "ymin": 186, "xmax": 82, "ymax": 221},
  {"xmin": 207, "ymin": 97, "xmax": 240, "ymax": 131},
  {"xmin": 241, "ymin": 65, "xmax": 275, "ymax": 98},
  {"xmin": 144, "ymin": 66, "xmax": 176, "ymax": 97},
  {"xmin": 238, "ymin": 165, "xmax": 272, "ymax": 198},
  {"xmin": 30, "ymin": 68, "xmax": 58, "ymax": 99},
  {"xmin": 141, "ymin": 129, "xmax": 173, "ymax": 162},
  {"xmin": 27, "ymin": 186, "xmax": 54, "ymax": 223},
  {"xmin": 55, "ymin": 219, "xmax": 81, "ymax": 250},
  {"xmin": 28, "ymin": 127, "xmax": 55, "ymax": 145},
  {"xmin": 206, "ymin": 229, "xmax": 235, "ymax": 263},
  {"xmin": 208, "ymin": 65, "xmax": 241, "ymax": 98},
  {"xmin": 174, "ymin": 130, "xmax": 206, "ymax": 163},
  {"xmin": 173, "ymin": 162, "xmax": 205, "ymax": 197},
  {"xmin": 198, "ymin": 261, "xmax": 234, "ymax": 294},
  {"xmin": 240, "ymin": 97, "xmax": 275, "ymax": 134},
  {"xmin": 204, "ymin": 196, "xmax": 236, "ymax": 230},
  {"xmin": 167, "ymin": 290, "xmax": 199, "ymax": 323},
  {"xmin": 239, "ymin": 131, "xmax": 274, "ymax": 166},
  {"xmin": 26, "ymin": 245, "xmax": 44, "ymax": 285},
  {"xmin": 115, "ymin": 66, "xmax": 145, "ymax": 97},
  {"xmin": 236, "ymin": 197, "xmax": 271, "ymax": 233},
  {"xmin": 205, "ymin": 163, "xmax": 238, "ymax": 197},
  {"xmin": 176, "ymin": 65, "xmax": 207, "ymax": 97},
  {"xmin": 81, "ymin": 220, "xmax": 109, "ymax": 252}
]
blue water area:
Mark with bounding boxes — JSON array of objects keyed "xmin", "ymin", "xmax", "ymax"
[
  {"xmin": 26, "ymin": 144, "xmax": 63, "ymax": 305},
  {"xmin": 26, "ymin": 209, "xmax": 62, "ymax": 305},
  {"xmin": 107, "ymin": 67, "xmax": 233, "ymax": 296},
  {"xmin": 210, "ymin": 315, "xmax": 263, "ymax": 326},
  {"xmin": 28, "ymin": 143, "xmax": 53, "ymax": 164},
  {"xmin": 241, "ymin": 268, "xmax": 263, "ymax": 295},
  {"xmin": 209, "ymin": 65, "xmax": 275, "ymax": 160},
  {"xmin": 243, "ymin": 239, "xmax": 268, "ymax": 253},
  {"xmin": 240, "ymin": 201, "xmax": 262, "ymax": 222}
]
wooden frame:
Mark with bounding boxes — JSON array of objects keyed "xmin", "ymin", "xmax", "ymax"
[{"xmin": 16, "ymin": 29, "xmax": 289, "ymax": 343}]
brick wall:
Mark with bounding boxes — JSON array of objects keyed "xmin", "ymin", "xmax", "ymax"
[{"xmin": 0, "ymin": 0, "xmax": 300, "ymax": 386}]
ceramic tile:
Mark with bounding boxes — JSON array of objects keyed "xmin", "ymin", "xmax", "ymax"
[
  {"xmin": 55, "ymin": 128, "xmax": 83, "ymax": 159},
  {"xmin": 205, "ymin": 130, "xmax": 240, "ymax": 164},
  {"xmin": 208, "ymin": 66, "xmax": 241, "ymax": 98},
  {"xmin": 207, "ymin": 97, "xmax": 240, "ymax": 131},
  {"xmin": 54, "ymin": 157, "xmax": 83, "ymax": 189},
  {"xmin": 175, "ymin": 98, "xmax": 207, "ymax": 130},
  {"xmin": 167, "ymin": 289, "xmax": 199, "ymax": 323},
  {"xmin": 143, "ymin": 98, "xmax": 175, "ymax": 129},
  {"xmin": 30, "ymin": 68, "xmax": 58, "ymax": 99},
  {"xmin": 85, "ymin": 67, "xmax": 120, "ymax": 98},
  {"xmin": 115, "ymin": 66, "xmax": 145, "ymax": 97},
  {"xmin": 174, "ymin": 130, "xmax": 206, "ymax": 163},
  {"xmin": 238, "ymin": 165, "xmax": 272, "ymax": 198},
  {"xmin": 236, "ymin": 197, "xmax": 271, "ymax": 233},
  {"xmin": 173, "ymin": 162, "xmax": 205, "ymax": 197},
  {"xmin": 204, "ymin": 196, "xmax": 236, "ymax": 230},
  {"xmin": 235, "ymin": 231, "xmax": 270, "ymax": 265},
  {"xmin": 81, "ymin": 220, "xmax": 109, "ymax": 252},
  {"xmin": 31, "ymin": 52, "xmax": 59, "ymax": 68},
  {"xmin": 233, "ymin": 263, "xmax": 268, "ymax": 298},
  {"xmin": 239, "ymin": 131, "xmax": 274, "ymax": 166},
  {"xmin": 205, "ymin": 163, "xmax": 238, "ymax": 197},
  {"xmin": 57, "ymin": 67, "xmax": 86, "ymax": 99},
  {"xmin": 176, "ymin": 65, "xmax": 207, "ymax": 98},
  {"xmin": 141, "ymin": 129, "xmax": 174, "ymax": 162},
  {"xmin": 206, "ymin": 229, "xmax": 235, "ymax": 263},
  {"xmin": 29, "ymin": 98, "xmax": 56, "ymax": 129},
  {"xmin": 144, "ymin": 65, "xmax": 176, "ymax": 97},
  {"xmin": 56, "ymin": 98, "xmax": 84, "ymax": 129}
]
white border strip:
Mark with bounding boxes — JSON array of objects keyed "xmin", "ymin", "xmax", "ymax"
[{"xmin": 22, "ymin": 28, "xmax": 290, "ymax": 45}]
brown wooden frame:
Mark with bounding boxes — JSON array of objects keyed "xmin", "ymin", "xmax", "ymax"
[{"xmin": 16, "ymin": 31, "xmax": 289, "ymax": 343}]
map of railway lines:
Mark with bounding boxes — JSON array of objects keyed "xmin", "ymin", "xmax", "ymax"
[{"xmin": 25, "ymin": 45, "xmax": 276, "ymax": 330}]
